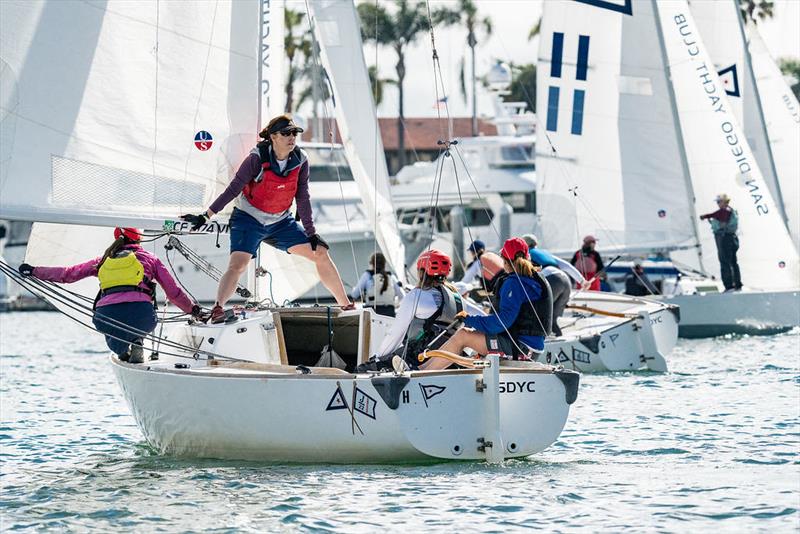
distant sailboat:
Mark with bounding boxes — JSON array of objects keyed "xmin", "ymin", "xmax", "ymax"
[{"xmin": 535, "ymin": 0, "xmax": 799, "ymax": 338}]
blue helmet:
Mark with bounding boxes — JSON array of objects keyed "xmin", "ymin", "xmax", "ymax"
[{"xmin": 467, "ymin": 240, "xmax": 486, "ymax": 253}]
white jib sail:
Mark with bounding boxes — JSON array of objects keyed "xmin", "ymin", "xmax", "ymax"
[
  {"xmin": 689, "ymin": 0, "xmax": 786, "ymax": 231},
  {"xmin": 0, "ymin": 0, "xmax": 259, "ymax": 230},
  {"xmin": 746, "ymin": 23, "xmax": 800, "ymax": 250},
  {"xmin": 307, "ymin": 0, "xmax": 406, "ymax": 283},
  {"xmin": 535, "ymin": 0, "xmax": 700, "ymax": 266},
  {"xmin": 655, "ymin": 0, "xmax": 799, "ymax": 290}
]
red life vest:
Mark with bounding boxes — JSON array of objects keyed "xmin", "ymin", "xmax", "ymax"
[
  {"xmin": 574, "ymin": 250, "xmax": 600, "ymax": 290},
  {"xmin": 242, "ymin": 146, "xmax": 304, "ymax": 214}
]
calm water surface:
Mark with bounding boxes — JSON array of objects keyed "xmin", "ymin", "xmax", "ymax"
[{"xmin": 1, "ymin": 312, "xmax": 798, "ymax": 532}]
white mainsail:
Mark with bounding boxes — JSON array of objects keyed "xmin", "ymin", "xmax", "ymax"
[
  {"xmin": 306, "ymin": 0, "xmax": 406, "ymax": 283},
  {"xmin": 535, "ymin": 0, "xmax": 701, "ymax": 267},
  {"xmin": 746, "ymin": 24, "xmax": 800, "ymax": 249},
  {"xmin": 0, "ymin": 0, "xmax": 259, "ymax": 229},
  {"xmin": 689, "ymin": 0, "xmax": 787, "ymax": 232},
  {"xmin": 655, "ymin": 0, "xmax": 798, "ymax": 290}
]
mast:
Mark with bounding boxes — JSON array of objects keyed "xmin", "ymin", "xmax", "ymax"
[
  {"xmin": 733, "ymin": 2, "xmax": 788, "ymax": 227},
  {"xmin": 651, "ymin": 0, "xmax": 706, "ymax": 273}
]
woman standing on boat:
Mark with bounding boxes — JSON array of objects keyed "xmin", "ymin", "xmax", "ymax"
[
  {"xmin": 423, "ymin": 238, "xmax": 553, "ymax": 370},
  {"xmin": 181, "ymin": 114, "xmax": 354, "ymax": 322},
  {"xmin": 18, "ymin": 228, "xmax": 199, "ymax": 364},
  {"xmin": 350, "ymin": 252, "xmax": 404, "ymax": 317}
]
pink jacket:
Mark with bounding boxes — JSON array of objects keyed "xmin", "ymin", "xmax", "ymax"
[{"xmin": 33, "ymin": 245, "xmax": 195, "ymax": 313}]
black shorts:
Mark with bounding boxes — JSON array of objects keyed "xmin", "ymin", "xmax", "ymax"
[{"xmin": 485, "ymin": 332, "xmax": 522, "ymax": 357}]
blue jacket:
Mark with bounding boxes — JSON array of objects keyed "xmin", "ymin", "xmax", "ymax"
[{"xmin": 464, "ymin": 274, "xmax": 546, "ymax": 351}]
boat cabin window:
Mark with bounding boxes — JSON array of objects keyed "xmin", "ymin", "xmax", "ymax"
[
  {"xmin": 501, "ymin": 192, "xmax": 536, "ymax": 213},
  {"xmin": 303, "ymin": 146, "xmax": 354, "ymax": 182},
  {"xmin": 487, "ymin": 144, "xmax": 535, "ymax": 170}
]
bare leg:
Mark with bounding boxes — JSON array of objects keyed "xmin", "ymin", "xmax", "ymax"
[
  {"xmin": 421, "ymin": 328, "xmax": 489, "ymax": 370},
  {"xmin": 288, "ymin": 243, "xmax": 351, "ymax": 306},
  {"xmin": 216, "ymin": 251, "xmax": 252, "ymax": 306}
]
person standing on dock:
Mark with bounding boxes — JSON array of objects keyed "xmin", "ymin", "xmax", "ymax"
[
  {"xmin": 18, "ymin": 228, "xmax": 200, "ymax": 364},
  {"xmin": 699, "ymin": 194, "xmax": 742, "ymax": 291},
  {"xmin": 570, "ymin": 235, "xmax": 605, "ymax": 291},
  {"xmin": 181, "ymin": 114, "xmax": 354, "ymax": 322}
]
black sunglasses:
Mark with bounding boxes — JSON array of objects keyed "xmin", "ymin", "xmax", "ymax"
[{"xmin": 279, "ymin": 129, "xmax": 301, "ymax": 137}]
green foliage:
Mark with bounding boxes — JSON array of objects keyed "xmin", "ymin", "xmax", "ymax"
[
  {"xmin": 505, "ymin": 63, "xmax": 537, "ymax": 113},
  {"xmin": 284, "ymin": 8, "xmax": 312, "ymax": 112},
  {"xmin": 778, "ymin": 57, "xmax": 800, "ymax": 100},
  {"xmin": 739, "ymin": 0, "xmax": 775, "ymax": 24}
]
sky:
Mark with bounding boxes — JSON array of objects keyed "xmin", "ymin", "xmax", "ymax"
[{"xmin": 289, "ymin": 0, "xmax": 800, "ymax": 119}]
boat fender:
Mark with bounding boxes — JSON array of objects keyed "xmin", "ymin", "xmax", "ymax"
[
  {"xmin": 554, "ymin": 369, "xmax": 580, "ymax": 405},
  {"xmin": 371, "ymin": 376, "xmax": 411, "ymax": 410},
  {"xmin": 578, "ymin": 334, "xmax": 601, "ymax": 354}
]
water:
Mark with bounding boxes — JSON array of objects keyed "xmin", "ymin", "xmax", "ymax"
[{"xmin": 1, "ymin": 312, "xmax": 798, "ymax": 532}]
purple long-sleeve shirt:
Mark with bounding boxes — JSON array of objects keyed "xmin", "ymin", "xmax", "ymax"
[
  {"xmin": 32, "ymin": 245, "xmax": 195, "ymax": 313},
  {"xmin": 209, "ymin": 151, "xmax": 316, "ymax": 236}
]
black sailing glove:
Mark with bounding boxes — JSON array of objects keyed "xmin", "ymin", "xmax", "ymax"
[
  {"xmin": 18, "ymin": 263, "xmax": 34, "ymax": 277},
  {"xmin": 309, "ymin": 234, "xmax": 329, "ymax": 251},
  {"xmin": 180, "ymin": 213, "xmax": 208, "ymax": 231}
]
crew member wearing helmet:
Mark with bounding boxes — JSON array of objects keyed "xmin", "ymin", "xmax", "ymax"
[
  {"xmin": 356, "ymin": 249, "xmax": 484, "ymax": 372},
  {"xmin": 570, "ymin": 235, "xmax": 605, "ymax": 291},
  {"xmin": 181, "ymin": 113, "xmax": 354, "ymax": 323},
  {"xmin": 427, "ymin": 237, "xmax": 553, "ymax": 370},
  {"xmin": 699, "ymin": 193, "xmax": 742, "ymax": 291},
  {"xmin": 456, "ymin": 239, "xmax": 504, "ymax": 294},
  {"xmin": 18, "ymin": 228, "xmax": 200, "ymax": 364},
  {"xmin": 522, "ymin": 233, "xmax": 587, "ymax": 336}
]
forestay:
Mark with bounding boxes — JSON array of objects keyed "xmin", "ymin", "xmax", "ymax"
[
  {"xmin": 655, "ymin": 0, "xmax": 799, "ymax": 290},
  {"xmin": 746, "ymin": 24, "xmax": 800, "ymax": 250},
  {"xmin": 0, "ymin": 0, "xmax": 259, "ymax": 229},
  {"xmin": 535, "ymin": 0, "xmax": 700, "ymax": 265},
  {"xmin": 306, "ymin": 0, "xmax": 406, "ymax": 283}
]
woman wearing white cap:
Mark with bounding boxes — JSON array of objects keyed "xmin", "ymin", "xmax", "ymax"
[{"xmin": 700, "ymin": 194, "xmax": 742, "ymax": 291}]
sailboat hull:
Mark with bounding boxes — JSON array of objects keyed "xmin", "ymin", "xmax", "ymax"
[
  {"xmin": 535, "ymin": 293, "xmax": 678, "ymax": 373},
  {"xmin": 111, "ymin": 358, "xmax": 578, "ymax": 463},
  {"xmin": 659, "ymin": 289, "xmax": 800, "ymax": 338}
]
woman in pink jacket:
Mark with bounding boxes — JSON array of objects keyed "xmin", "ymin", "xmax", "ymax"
[{"xmin": 18, "ymin": 228, "xmax": 198, "ymax": 364}]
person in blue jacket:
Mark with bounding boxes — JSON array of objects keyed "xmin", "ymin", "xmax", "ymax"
[{"xmin": 422, "ymin": 237, "xmax": 553, "ymax": 370}]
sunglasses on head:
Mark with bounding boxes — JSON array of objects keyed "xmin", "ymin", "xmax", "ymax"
[{"xmin": 279, "ymin": 129, "xmax": 300, "ymax": 137}]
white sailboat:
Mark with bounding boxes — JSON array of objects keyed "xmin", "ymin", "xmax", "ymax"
[
  {"xmin": 534, "ymin": 0, "xmax": 799, "ymax": 339},
  {"xmin": 0, "ymin": 0, "xmax": 578, "ymax": 463}
]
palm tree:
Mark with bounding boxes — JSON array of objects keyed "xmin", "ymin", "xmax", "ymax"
[
  {"xmin": 436, "ymin": 0, "xmax": 492, "ymax": 136},
  {"xmin": 358, "ymin": 0, "xmax": 440, "ymax": 170},
  {"xmin": 284, "ymin": 8, "xmax": 312, "ymax": 112},
  {"xmin": 739, "ymin": 0, "xmax": 775, "ymax": 24},
  {"xmin": 368, "ymin": 65, "xmax": 396, "ymax": 107}
]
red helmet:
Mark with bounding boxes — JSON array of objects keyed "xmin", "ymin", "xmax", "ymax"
[
  {"xmin": 417, "ymin": 249, "xmax": 452, "ymax": 277},
  {"xmin": 114, "ymin": 227, "xmax": 142, "ymax": 242},
  {"xmin": 501, "ymin": 237, "xmax": 530, "ymax": 262}
]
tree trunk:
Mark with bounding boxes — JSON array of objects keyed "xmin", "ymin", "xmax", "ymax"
[
  {"xmin": 470, "ymin": 42, "xmax": 477, "ymax": 136},
  {"xmin": 396, "ymin": 52, "xmax": 407, "ymax": 172}
]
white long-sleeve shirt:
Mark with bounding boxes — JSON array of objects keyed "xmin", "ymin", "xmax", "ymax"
[
  {"xmin": 350, "ymin": 271, "xmax": 405, "ymax": 302},
  {"xmin": 375, "ymin": 287, "xmax": 486, "ymax": 358}
]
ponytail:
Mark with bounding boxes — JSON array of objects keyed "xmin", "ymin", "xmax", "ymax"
[
  {"xmin": 506, "ymin": 254, "xmax": 535, "ymax": 278},
  {"xmin": 98, "ymin": 237, "xmax": 126, "ymax": 268}
]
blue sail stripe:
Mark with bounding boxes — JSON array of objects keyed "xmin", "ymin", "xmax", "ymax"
[
  {"xmin": 571, "ymin": 89, "xmax": 585, "ymax": 135},
  {"xmin": 576, "ymin": 35, "xmax": 590, "ymax": 81},
  {"xmin": 551, "ymin": 32, "xmax": 564, "ymax": 78},
  {"xmin": 547, "ymin": 86, "xmax": 560, "ymax": 132}
]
